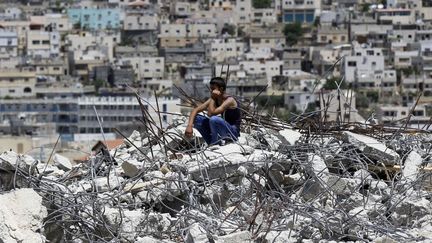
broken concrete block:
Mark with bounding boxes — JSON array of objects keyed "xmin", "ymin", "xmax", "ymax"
[
  {"xmin": 186, "ymin": 223, "xmax": 208, "ymax": 243},
  {"xmin": 342, "ymin": 131, "xmax": 400, "ymax": 165},
  {"xmin": 402, "ymin": 151, "xmax": 422, "ymax": 182},
  {"xmin": 0, "ymin": 151, "xmax": 37, "ymax": 172},
  {"xmin": 121, "ymin": 158, "xmax": 142, "ymax": 177},
  {"xmin": 326, "ymin": 176, "xmax": 359, "ymax": 195},
  {"xmin": 279, "ymin": 128, "xmax": 302, "ymax": 145},
  {"xmin": 136, "ymin": 236, "xmax": 175, "ymax": 243},
  {"xmin": 308, "ymin": 154, "xmax": 329, "ymax": 179},
  {"xmin": 0, "ymin": 188, "xmax": 47, "ymax": 243},
  {"xmin": 391, "ymin": 196, "xmax": 431, "ymax": 226},
  {"xmin": 258, "ymin": 230, "xmax": 298, "ymax": 243},
  {"xmin": 53, "ymin": 153, "xmax": 72, "ymax": 171},
  {"xmin": 93, "ymin": 174, "xmax": 125, "ymax": 192},
  {"xmin": 215, "ymin": 231, "xmax": 252, "ymax": 243}
]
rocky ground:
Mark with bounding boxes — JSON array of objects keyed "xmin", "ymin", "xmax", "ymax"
[{"xmin": 1, "ymin": 117, "xmax": 432, "ymax": 243}]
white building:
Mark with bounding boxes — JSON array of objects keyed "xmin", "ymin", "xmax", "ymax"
[
  {"xmin": 343, "ymin": 43, "xmax": 385, "ymax": 86},
  {"xmin": 393, "ymin": 50, "xmax": 419, "ymax": 69},
  {"xmin": 282, "ymin": 0, "xmax": 321, "ymax": 24},
  {"xmin": 159, "ymin": 23, "xmax": 217, "ymax": 48},
  {"xmin": 0, "ymin": 70, "xmax": 36, "ymax": 98},
  {"xmin": 118, "ymin": 56, "xmax": 165, "ymax": 80},
  {"xmin": 235, "ymin": 0, "xmax": 252, "ymax": 25},
  {"xmin": 0, "ymin": 31, "xmax": 18, "ymax": 59},
  {"xmin": 30, "ymin": 14, "xmax": 71, "ymax": 33},
  {"xmin": 251, "ymin": 8, "xmax": 278, "ymax": 26},
  {"xmin": 66, "ymin": 31, "xmax": 121, "ymax": 62},
  {"xmin": 124, "ymin": 10, "xmax": 158, "ymax": 31},
  {"xmin": 0, "ymin": 7, "xmax": 23, "ymax": 21},
  {"xmin": 239, "ymin": 60, "xmax": 283, "ymax": 88},
  {"xmin": 319, "ymin": 90, "xmax": 363, "ymax": 123},
  {"xmin": 206, "ymin": 38, "xmax": 245, "ymax": 63},
  {"xmin": 26, "ymin": 31, "xmax": 60, "ymax": 58}
]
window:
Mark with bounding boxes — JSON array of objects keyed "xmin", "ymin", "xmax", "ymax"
[
  {"xmin": 348, "ymin": 61, "xmax": 356, "ymax": 67},
  {"xmin": 321, "ymin": 36, "xmax": 327, "ymax": 42},
  {"xmin": 155, "ymin": 59, "xmax": 161, "ymax": 63},
  {"xmin": 32, "ymin": 40, "xmax": 40, "ymax": 45}
]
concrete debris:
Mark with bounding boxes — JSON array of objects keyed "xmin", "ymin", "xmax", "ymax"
[
  {"xmin": 343, "ymin": 131, "xmax": 400, "ymax": 165},
  {"xmin": 53, "ymin": 153, "xmax": 72, "ymax": 171},
  {"xmin": 0, "ymin": 189, "xmax": 47, "ymax": 243},
  {"xmin": 1, "ymin": 122, "xmax": 432, "ymax": 242},
  {"xmin": 402, "ymin": 151, "xmax": 423, "ymax": 182}
]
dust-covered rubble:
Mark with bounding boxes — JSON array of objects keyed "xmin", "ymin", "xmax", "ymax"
[{"xmin": 0, "ymin": 119, "xmax": 432, "ymax": 242}]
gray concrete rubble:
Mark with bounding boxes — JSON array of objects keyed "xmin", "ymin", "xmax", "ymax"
[
  {"xmin": 0, "ymin": 188, "xmax": 47, "ymax": 243},
  {"xmin": 0, "ymin": 123, "xmax": 432, "ymax": 242}
]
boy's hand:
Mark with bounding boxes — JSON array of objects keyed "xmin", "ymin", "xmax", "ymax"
[
  {"xmin": 211, "ymin": 89, "xmax": 221, "ymax": 99},
  {"xmin": 185, "ymin": 125, "xmax": 193, "ymax": 138}
]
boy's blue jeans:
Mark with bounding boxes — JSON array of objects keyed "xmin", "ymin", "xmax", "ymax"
[{"xmin": 194, "ymin": 115, "xmax": 239, "ymax": 145}]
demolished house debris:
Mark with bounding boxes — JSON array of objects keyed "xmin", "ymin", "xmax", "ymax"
[{"xmin": 1, "ymin": 92, "xmax": 432, "ymax": 242}]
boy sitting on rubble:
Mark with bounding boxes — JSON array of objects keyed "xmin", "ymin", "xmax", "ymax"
[{"xmin": 184, "ymin": 77, "xmax": 241, "ymax": 145}]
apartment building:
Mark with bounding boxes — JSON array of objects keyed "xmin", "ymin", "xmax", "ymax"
[
  {"xmin": 0, "ymin": 70, "xmax": 36, "ymax": 98},
  {"xmin": 118, "ymin": 56, "xmax": 165, "ymax": 79},
  {"xmin": 235, "ymin": 0, "xmax": 252, "ymax": 25},
  {"xmin": 158, "ymin": 23, "xmax": 217, "ymax": 48},
  {"xmin": 0, "ymin": 31, "xmax": 18, "ymax": 59},
  {"xmin": 282, "ymin": 0, "xmax": 321, "ymax": 24},
  {"xmin": 316, "ymin": 27, "xmax": 348, "ymax": 45},
  {"xmin": 206, "ymin": 38, "xmax": 245, "ymax": 63},
  {"xmin": 248, "ymin": 25, "xmax": 286, "ymax": 49},
  {"xmin": 67, "ymin": 8, "xmax": 121, "ymax": 30},
  {"xmin": 251, "ymin": 8, "xmax": 278, "ymax": 26},
  {"xmin": 26, "ymin": 30, "xmax": 60, "ymax": 58},
  {"xmin": 29, "ymin": 14, "xmax": 71, "ymax": 33},
  {"xmin": 343, "ymin": 43, "xmax": 385, "ymax": 85},
  {"xmin": 0, "ymin": 96, "xmax": 180, "ymax": 135}
]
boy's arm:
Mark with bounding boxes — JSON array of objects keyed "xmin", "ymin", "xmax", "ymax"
[
  {"xmin": 208, "ymin": 97, "xmax": 235, "ymax": 116},
  {"xmin": 185, "ymin": 99, "xmax": 211, "ymax": 137}
]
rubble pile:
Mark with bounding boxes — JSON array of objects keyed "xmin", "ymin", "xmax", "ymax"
[{"xmin": 1, "ymin": 118, "xmax": 432, "ymax": 242}]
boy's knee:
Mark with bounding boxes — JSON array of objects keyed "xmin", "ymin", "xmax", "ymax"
[{"xmin": 209, "ymin": 116, "xmax": 223, "ymax": 124}]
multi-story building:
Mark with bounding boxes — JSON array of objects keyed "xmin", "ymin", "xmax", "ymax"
[
  {"xmin": 0, "ymin": 31, "xmax": 18, "ymax": 59},
  {"xmin": 316, "ymin": 26, "xmax": 348, "ymax": 45},
  {"xmin": 251, "ymin": 8, "xmax": 278, "ymax": 26},
  {"xmin": 0, "ymin": 96, "xmax": 180, "ymax": 135},
  {"xmin": 377, "ymin": 104, "xmax": 429, "ymax": 128},
  {"xmin": 158, "ymin": 23, "xmax": 217, "ymax": 48},
  {"xmin": 235, "ymin": 0, "xmax": 252, "ymax": 25},
  {"xmin": 26, "ymin": 30, "xmax": 60, "ymax": 58},
  {"xmin": 118, "ymin": 56, "xmax": 165, "ymax": 80},
  {"xmin": 248, "ymin": 25, "xmax": 286, "ymax": 49},
  {"xmin": 0, "ymin": 7, "xmax": 23, "ymax": 21},
  {"xmin": 319, "ymin": 90, "xmax": 363, "ymax": 123},
  {"xmin": 282, "ymin": 0, "xmax": 321, "ymax": 24},
  {"xmin": 66, "ymin": 31, "xmax": 120, "ymax": 62},
  {"xmin": 0, "ymin": 70, "xmax": 36, "ymax": 98},
  {"xmin": 343, "ymin": 43, "xmax": 385, "ymax": 86},
  {"xmin": 67, "ymin": 8, "xmax": 121, "ymax": 30},
  {"xmin": 205, "ymin": 38, "xmax": 245, "ymax": 63},
  {"xmin": 31, "ymin": 14, "xmax": 70, "ymax": 32},
  {"xmin": 375, "ymin": 8, "xmax": 415, "ymax": 25},
  {"xmin": 0, "ymin": 20, "xmax": 31, "ymax": 53}
]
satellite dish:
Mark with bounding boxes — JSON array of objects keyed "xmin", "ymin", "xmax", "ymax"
[
  {"xmin": 370, "ymin": 4, "xmax": 377, "ymax": 9},
  {"xmin": 377, "ymin": 4, "xmax": 384, "ymax": 9}
]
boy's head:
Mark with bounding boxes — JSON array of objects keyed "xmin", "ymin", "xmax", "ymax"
[{"xmin": 209, "ymin": 77, "xmax": 226, "ymax": 92}]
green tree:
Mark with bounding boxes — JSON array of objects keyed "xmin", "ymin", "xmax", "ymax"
[
  {"xmin": 322, "ymin": 77, "xmax": 347, "ymax": 90},
  {"xmin": 283, "ymin": 23, "xmax": 303, "ymax": 45},
  {"xmin": 252, "ymin": 0, "xmax": 272, "ymax": 8},
  {"xmin": 221, "ymin": 24, "xmax": 236, "ymax": 36},
  {"xmin": 94, "ymin": 79, "xmax": 105, "ymax": 92}
]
